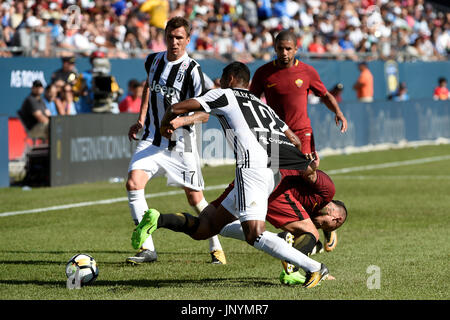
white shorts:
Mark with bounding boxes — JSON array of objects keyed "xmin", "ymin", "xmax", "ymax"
[
  {"xmin": 221, "ymin": 167, "xmax": 275, "ymax": 222},
  {"xmin": 128, "ymin": 140, "xmax": 204, "ymax": 191}
]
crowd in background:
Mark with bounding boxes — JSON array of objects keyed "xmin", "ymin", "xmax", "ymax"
[{"xmin": 0, "ymin": 0, "xmax": 448, "ymax": 62}]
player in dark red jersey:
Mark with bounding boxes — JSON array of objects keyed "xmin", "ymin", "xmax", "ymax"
[
  {"xmin": 211, "ymin": 153, "xmax": 347, "ymax": 284},
  {"xmin": 250, "ymin": 30, "xmax": 348, "ymax": 159},
  {"xmin": 212, "ymin": 153, "xmax": 347, "ymax": 258},
  {"xmin": 250, "ymin": 30, "xmax": 348, "ymax": 250}
]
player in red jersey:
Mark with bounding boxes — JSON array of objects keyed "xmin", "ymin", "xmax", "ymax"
[
  {"xmin": 250, "ymin": 30, "xmax": 348, "ymax": 249},
  {"xmin": 250, "ymin": 30, "xmax": 348, "ymax": 160},
  {"xmin": 211, "ymin": 152, "xmax": 347, "ymax": 258},
  {"xmin": 209, "ymin": 152, "xmax": 347, "ymax": 284}
]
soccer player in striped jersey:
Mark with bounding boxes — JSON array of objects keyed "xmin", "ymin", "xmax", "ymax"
[
  {"xmin": 125, "ymin": 17, "xmax": 226, "ymax": 265},
  {"xmin": 132, "ymin": 62, "xmax": 330, "ymax": 288}
]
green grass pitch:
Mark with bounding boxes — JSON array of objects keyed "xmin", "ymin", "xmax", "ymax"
[{"xmin": 0, "ymin": 144, "xmax": 449, "ymax": 300}]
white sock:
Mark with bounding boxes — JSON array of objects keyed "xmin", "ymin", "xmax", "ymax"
[
  {"xmin": 252, "ymin": 231, "xmax": 321, "ymax": 273},
  {"xmin": 220, "ymin": 220, "xmax": 246, "ymax": 241},
  {"xmin": 127, "ymin": 189, "xmax": 155, "ymax": 251},
  {"xmin": 192, "ymin": 198, "xmax": 223, "ymax": 252}
]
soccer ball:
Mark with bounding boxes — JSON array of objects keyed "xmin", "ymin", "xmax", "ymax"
[{"xmin": 65, "ymin": 253, "xmax": 99, "ymax": 286}]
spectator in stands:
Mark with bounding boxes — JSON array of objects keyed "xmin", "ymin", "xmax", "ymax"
[
  {"xmin": 72, "ymin": 51, "xmax": 105, "ymax": 113},
  {"xmin": 18, "ymin": 80, "xmax": 51, "ymax": 139},
  {"xmin": 240, "ymin": 0, "xmax": 258, "ymax": 28},
  {"xmin": 393, "ymin": 82, "xmax": 410, "ymax": 102},
  {"xmin": 139, "ymin": 0, "xmax": 169, "ymax": 31},
  {"xmin": 43, "ymin": 83, "xmax": 62, "ymax": 116},
  {"xmin": 308, "ymin": 34, "xmax": 326, "ymax": 55},
  {"xmin": 353, "ymin": 62, "xmax": 374, "ymax": 102},
  {"xmin": 119, "ymin": 79, "xmax": 143, "ymax": 113},
  {"xmin": 57, "ymin": 82, "xmax": 77, "ymax": 115},
  {"xmin": 0, "ymin": 0, "xmax": 448, "ymax": 63},
  {"xmin": 149, "ymin": 27, "xmax": 166, "ymax": 52},
  {"xmin": 51, "ymin": 56, "xmax": 77, "ymax": 85},
  {"xmin": 72, "ymin": 51, "xmax": 121, "ymax": 113},
  {"xmin": 433, "ymin": 77, "xmax": 450, "ymax": 100}
]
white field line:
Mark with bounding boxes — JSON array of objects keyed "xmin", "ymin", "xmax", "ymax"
[
  {"xmin": 0, "ymin": 184, "xmax": 228, "ymax": 218},
  {"xmin": 1, "ymin": 154, "xmax": 449, "ymax": 218},
  {"xmin": 326, "ymin": 155, "xmax": 450, "ymax": 175}
]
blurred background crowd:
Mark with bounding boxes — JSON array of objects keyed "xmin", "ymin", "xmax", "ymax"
[{"xmin": 0, "ymin": 0, "xmax": 448, "ymax": 62}]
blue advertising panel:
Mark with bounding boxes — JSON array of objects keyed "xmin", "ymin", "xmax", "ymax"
[{"xmin": 1, "ymin": 57, "xmax": 449, "ymax": 117}]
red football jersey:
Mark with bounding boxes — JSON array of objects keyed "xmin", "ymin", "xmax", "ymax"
[
  {"xmin": 250, "ymin": 59, "xmax": 328, "ymax": 134},
  {"xmin": 271, "ymin": 169, "xmax": 336, "ymax": 216}
]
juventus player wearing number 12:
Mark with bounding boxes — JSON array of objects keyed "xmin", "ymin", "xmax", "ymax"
[
  {"xmin": 132, "ymin": 62, "xmax": 330, "ymax": 288},
  {"xmin": 125, "ymin": 17, "xmax": 226, "ymax": 265}
]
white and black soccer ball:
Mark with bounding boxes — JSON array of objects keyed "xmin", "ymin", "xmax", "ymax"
[{"xmin": 65, "ymin": 253, "xmax": 99, "ymax": 286}]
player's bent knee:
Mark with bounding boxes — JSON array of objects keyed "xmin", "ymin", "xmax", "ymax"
[
  {"xmin": 126, "ymin": 171, "xmax": 148, "ymax": 191},
  {"xmin": 242, "ymin": 221, "xmax": 266, "ymax": 245},
  {"xmin": 244, "ymin": 229, "xmax": 265, "ymax": 246}
]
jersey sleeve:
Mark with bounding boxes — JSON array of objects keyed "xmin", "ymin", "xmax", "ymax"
[
  {"xmin": 308, "ymin": 66, "xmax": 328, "ymax": 97},
  {"xmin": 194, "ymin": 88, "xmax": 230, "ymax": 113},
  {"xmin": 190, "ymin": 63, "xmax": 206, "ymax": 97}
]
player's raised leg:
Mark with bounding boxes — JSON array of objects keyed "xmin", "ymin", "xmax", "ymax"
[
  {"xmin": 185, "ymin": 188, "xmax": 227, "ymax": 264},
  {"xmin": 132, "ymin": 204, "xmax": 236, "ymax": 252}
]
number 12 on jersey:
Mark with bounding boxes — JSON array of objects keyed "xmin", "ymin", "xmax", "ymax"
[{"xmin": 243, "ymin": 101, "xmax": 284, "ymax": 136}]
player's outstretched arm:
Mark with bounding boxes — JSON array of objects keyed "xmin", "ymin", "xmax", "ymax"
[
  {"xmin": 321, "ymin": 91, "xmax": 348, "ymax": 133},
  {"xmin": 160, "ymin": 99, "xmax": 203, "ymax": 138},
  {"xmin": 284, "ymin": 128, "xmax": 302, "ymax": 153},
  {"xmin": 170, "ymin": 111, "xmax": 210, "ymax": 131}
]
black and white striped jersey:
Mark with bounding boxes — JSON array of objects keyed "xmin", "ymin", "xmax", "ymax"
[
  {"xmin": 143, "ymin": 51, "xmax": 206, "ymax": 150},
  {"xmin": 194, "ymin": 88, "xmax": 310, "ymax": 170}
]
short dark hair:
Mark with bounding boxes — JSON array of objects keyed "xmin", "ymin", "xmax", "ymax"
[
  {"xmin": 222, "ymin": 62, "xmax": 250, "ymax": 86},
  {"xmin": 165, "ymin": 16, "xmax": 191, "ymax": 36},
  {"xmin": 128, "ymin": 79, "xmax": 141, "ymax": 88},
  {"xmin": 438, "ymin": 77, "xmax": 447, "ymax": 84},
  {"xmin": 332, "ymin": 199, "xmax": 348, "ymax": 224},
  {"xmin": 32, "ymin": 80, "xmax": 43, "ymax": 87},
  {"xmin": 274, "ymin": 30, "xmax": 297, "ymax": 45}
]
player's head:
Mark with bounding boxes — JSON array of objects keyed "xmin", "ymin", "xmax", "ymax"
[
  {"xmin": 438, "ymin": 77, "xmax": 447, "ymax": 87},
  {"xmin": 274, "ymin": 30, "xmax": 298, "ymax": 67},
  {"xmin": 358, "ymin": 61, "xmax": 368, "ymax": 71},
  {"xmin": 220, "ymin": 61, "xmax": 250, "ymax": 89},
  {"xmin": 31, "ymin": 80, "xmax": 44, "ymax": 96},
  {"xmin": 61, "ymin": 56, "xmax": 76, "ymax": 71},
  {"xmin": 165, "ymin": 16, "xmax": 191, "ymax": 61},
  {"xmin": 313, "ymin": 199, "xmax": 347, "ymax": 232}
]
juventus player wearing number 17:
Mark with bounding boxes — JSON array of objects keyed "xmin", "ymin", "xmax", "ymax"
[
  {"xmin": 132, "ymin": 62, "xmax": 330, "ymax": 288},
  {"xmin": 125, "ymin": 17, "xmax": 226, "ymax": 265}
]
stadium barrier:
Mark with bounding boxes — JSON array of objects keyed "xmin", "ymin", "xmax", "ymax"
[
  {"xmin": 0, "ymin": 115, "xmax": 8, "ymax": 187},
  {"xmin": 1, "ymin": 57, "xmax": 450, "ymax": 117},
  {"xmin": 46, "ymin": 99, "xmax": 449, "ymax": 186},
  {"xmin": 49, "ymin": 113, "xmax": 138, "ymax": 186}
]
